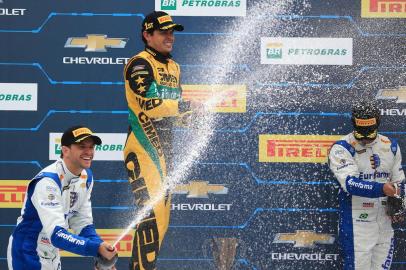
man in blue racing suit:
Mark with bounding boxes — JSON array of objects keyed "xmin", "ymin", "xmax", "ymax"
[
  {"xmin": 329, "ymin": 101, "xmax": 405, "ymax": 269},
  {"xmin": 7, "ymin": 126, "xmax": 117, "ymax": 270}
]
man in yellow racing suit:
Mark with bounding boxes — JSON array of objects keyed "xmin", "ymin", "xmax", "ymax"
[{"xmin": 123, "ymin": 11, "xmax": 192, "ymax": 270}]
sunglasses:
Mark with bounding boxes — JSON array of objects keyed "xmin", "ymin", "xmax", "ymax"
[{"xmin": 354, "ymin": 129, "xmax": 377, "ymax": 140}]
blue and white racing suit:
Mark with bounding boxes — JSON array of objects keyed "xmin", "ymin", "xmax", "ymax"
[
  {"xmin": 7, "ymin": 159, "xmax": 103, "ymax": 270},
  {"xmin": 329, "ymin": 133, "xmax": 405, "ymax": 270}
]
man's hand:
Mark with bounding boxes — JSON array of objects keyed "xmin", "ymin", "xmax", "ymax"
[
  {"xmin": 383, "ymin": 183, "xmax": 397, "ymax": 197},
  {"xmin": 98, "ymin": 242, "xmax": 117, "ymax": 260}
]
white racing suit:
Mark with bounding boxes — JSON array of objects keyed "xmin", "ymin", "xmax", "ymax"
[
  {"xmin": 329, "ymin": 133, "xmax": 405, "ymax": 270},
  {"xmin": 7, "ymin": 159, "xmax": 103, "ymax": 270}
]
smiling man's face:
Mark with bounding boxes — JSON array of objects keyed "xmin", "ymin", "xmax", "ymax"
[
  {"xmin": 62, "ymin": 137, "xmax": 95, "ymax": 175},
  {"xmin": 144, "ymin": 29, "xmax": 175, "ymax": 55}
]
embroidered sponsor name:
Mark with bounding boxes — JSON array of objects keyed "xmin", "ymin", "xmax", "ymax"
[
  {"xmin": 347, "ymin": 178, "xmax": 373, "ymax": 190},
  {"xmin": 382, "ymin": 238, "xmax": 395, "ymax": 269},
  {"xmin": 55, "ymin": 230, "xmax": 85, "ymax": 245},
  {"xmin": 359, "ymin": 171, "xmax": 390, "ymax": 180},
  {"xmin": 40, "ymin": 200, "xmax": 60, "ymax": 208}
]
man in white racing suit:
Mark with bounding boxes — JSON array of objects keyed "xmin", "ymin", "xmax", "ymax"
[
  {"xmin": 7, "ymin": 126, "xmax": 117, "ymax": 270},
  {"xmin": 328, "ymin": 101, "xmax": 405, "ymax": 270}
]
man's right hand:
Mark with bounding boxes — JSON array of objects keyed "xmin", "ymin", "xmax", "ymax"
[
  {"xmin": 98, "ymin": 242, "xmax": 117, "ymax": 260},
  {"xmin": 384, "ymin": 182, "xmax": 406, "ymax": 198},
  {"xmin": 383, "ymin": 183, "xmax": 397, "ymax": 197}
]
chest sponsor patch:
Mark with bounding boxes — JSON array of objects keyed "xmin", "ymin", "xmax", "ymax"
[
  {"xmin": 356, "ymin": 149, "xmax": 366, "ymax": 154},
  {"xmin": 363, "ymin": 202, "xmax": 374, "ymax": 208},
  {"xmin": 70, "ymin": 192, "xmax": 79, "ymax": 208}
]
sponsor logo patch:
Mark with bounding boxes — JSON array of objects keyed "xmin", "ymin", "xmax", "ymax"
[
  {"xmin": 0, "ymin": 180, "xmax": 28, "ymax": 208},
  {"xmin": 361, "ymin": 0, "xmax": 406, "ymax": 18},
  {"xmin": 259, "ymin": 135, "xmax": 341, "ymax": 163}
]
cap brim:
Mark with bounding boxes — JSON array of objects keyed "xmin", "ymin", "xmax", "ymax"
[
  {"xmin": 160, "ymin": 23, "xmax": 184, "ymax": 31},
  {"xmin": 75, "ymin": 134, "xmax": 102, "ymax": 145}
]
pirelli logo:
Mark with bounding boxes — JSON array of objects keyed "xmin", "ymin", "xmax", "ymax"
[
  {"xmin": 182, "ymin": 84, "xmax": 246, "ymax": 113},
  {"xmin": 61, "ymin": 229, "xmax": 134, "ymax": 257},
  {"xmin": 361, "ymin": 0, "xmax": 406, "ymax": 18},
  {"xmin": 0, "ymin": 180, "xmax": 29, "ymax": 208},
  {"xmin": 259, "ymin": 135, "xmax": 342, "ymax": 163}
]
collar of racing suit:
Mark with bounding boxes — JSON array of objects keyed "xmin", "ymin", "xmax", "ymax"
[
  {"xmin": 144, "ymin": 45, "xmax": 172, "ymax": 64},
  {"xmin": 56, "ymin": 159, "xmax": 84, "ymax": 189}
]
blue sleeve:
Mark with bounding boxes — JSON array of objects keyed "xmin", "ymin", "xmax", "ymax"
[
  {"xmin": 51, "ymin": 226, "xmax": 100, "ymax": 256},
  {"xmin": 79, "ymin": 224, "xmax": 103, "ymax": 244},
  {"xmin": 345, "ymin": 176, "xmax": 385, "ymax": 198}
]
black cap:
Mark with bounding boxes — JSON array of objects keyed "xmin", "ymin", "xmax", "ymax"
[
  {"xmin": 351, "ymin": 100, "xmax": 380, "ymax": 140},
  {"xmin": 61, "ymin": 126, "xmax": 102, "ymax": 146},
  {"xmin": 142, "ymin": 11, "xmax": 184, "ymax": 32}
]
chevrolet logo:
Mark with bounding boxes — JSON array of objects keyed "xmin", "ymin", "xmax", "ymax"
[
  {"xmin": 173, "ymin": 181, "xmax": 228, "ymax": 198},
  {"xmin": 64, "ymin": 34, "xmax": 128, "ymax": 52},
  {"xmin": 273, "ymin": 230, "xmax": 335, "ymax": 248},
  {"xmin": 376, "ymin": 86, "xmax": 406, "ymax": 103}
]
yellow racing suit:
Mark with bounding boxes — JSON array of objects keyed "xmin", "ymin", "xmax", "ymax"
[{"xmin": 123, "ymin": 46, "xmax": 190, "ymax": 270}]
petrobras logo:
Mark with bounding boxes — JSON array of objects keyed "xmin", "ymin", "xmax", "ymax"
[
  {"xmin": 61, "ymin": 229, "xmax": 134, "ymax": 257},
  {"xmin": 49, "ymin": 133, "xmax": 126, "ymax": 161},
  {"xmin": 156, "ymin": 0, "xmax": 246, "ymax": 16},
  {"xmin": 0, "ymin": 180, "xmax": 28, "ymax": 208},
  {"xmin": 258, "ymin": 135, "xmax": 342, "ymax": 163},
  {"xmin": 181, "ymin": 84, "xmax": 247, "ymax": 113},
  {"xmin": 0, "ymin": 83, "xmax": 37, "ymax": 111},
  {"xmin": 272, "ymin": 230, "xmax": 338, "ymax": 261},
  {"xmin": 172, "ymin": 180, "xmax": 232, "ymax": 211},
  {"xmin": 265, "ymin": 42, "xmax": 283, "ymax": 59},
  {"xmin": 261, "ymin": 37, "xmax": 353, "ymax": 65},
  {"xmin": 63, "ymin": 34, "xmax": 130, "ymax": 65},
  {"xmin": 361, "ymin": 0, "xmax": 406, "ymax": 18}
]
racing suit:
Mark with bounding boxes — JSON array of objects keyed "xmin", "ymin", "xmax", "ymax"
[
  {"xmin": 328, "ymin": 133, "xmax": 405, "ymax": 270},
  {"xmin": 123, "ymin": 46, "xmax": 190, "ymax": 270},
  {"xmin": 7, "ymin": 159, "xmax": 103, "ymax": 270}
]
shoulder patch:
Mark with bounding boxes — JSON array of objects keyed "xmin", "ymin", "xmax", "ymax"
[
  {"xmin": 85, "ymin": 168, "xmax": 93, "ymax": 190},
  {"xmin": 334, "ymin": 140, "xmax": 356, "ymax": 157},
  {"xmin": 389, "ymin": 138, "xmax": 398, "ymax": 156}
]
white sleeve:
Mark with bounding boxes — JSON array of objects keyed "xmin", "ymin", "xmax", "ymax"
[
  {"xmin": 31, "ymin": 178, "xmax": 66, "ymax": 239},
  {"xmin": 329, "ymin": 143, "xmax": 385, "ymax": 198},
  {"xmin": 392, "ymin": 143, "xmax": 406, "ymax": 183},
  {"xmin": 328, "ymin": 144, "xmax": 359, "ymax": 192}
]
